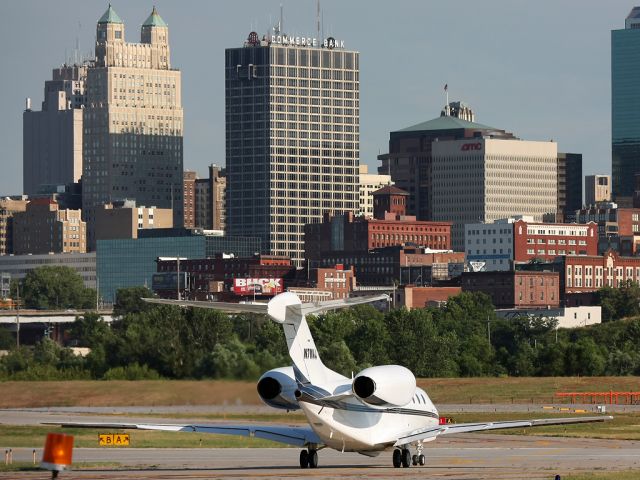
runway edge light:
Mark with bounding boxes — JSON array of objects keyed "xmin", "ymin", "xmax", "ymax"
[{"xmin": 41, "ymin": 432, "xmax": 73, "ymax": 478}]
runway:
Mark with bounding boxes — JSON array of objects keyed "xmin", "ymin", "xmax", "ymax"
[
  {"xmin": 1, "ymin": 407, "xmax": 639, "ymax": 479},
  {"xmin": 3, "ymin": 434, "xmax": 640, "ymax": 479}
]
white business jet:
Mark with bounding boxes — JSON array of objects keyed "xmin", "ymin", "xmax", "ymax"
[{"xmin": 62, "ymin": 292, "xmax": 612, "ymax": 469}]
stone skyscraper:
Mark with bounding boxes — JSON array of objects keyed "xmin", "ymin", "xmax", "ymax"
[
  {"xmin": 83, "ymin": 6, "xmax": 183, "ymax": 245},
  {"xmin": 612, "ymin": 7, "xmax": 640, "ymax": 198},
  {"xmin": 225, "ymin": 32, "xmax": 359, "ymax": 266},
  {"xmin": 23, "ymin": 64, "xmax": 87, "ymax": 195}
]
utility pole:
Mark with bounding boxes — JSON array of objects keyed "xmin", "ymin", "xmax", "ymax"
[
  {"xmin": 176, "ymin": 257, "xmax": 181, "ymax": 301},
  {"xmin": 15, "ymin": 283, "xmax": 20, "ymax": 349}
]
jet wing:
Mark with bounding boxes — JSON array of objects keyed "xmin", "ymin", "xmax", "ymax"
[
  {"xmin": 49, "ymin": 421, "xmax": 321, "ymax": 448},
  {"xmin": 142, "ymin": 298, "xmax": 269, "ymax": 315},
  {"xmin": 394, "ymin": 415, "xmax": 613, "ymax": 446}
]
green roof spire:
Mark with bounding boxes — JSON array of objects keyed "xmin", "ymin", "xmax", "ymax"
[
  {"xmin": 143, "ymin": 6, "xmax": 168, "ymax": 27},
  {"xmin": 98, "ymin": 4, "xmax": 123, "ymax": 24}
]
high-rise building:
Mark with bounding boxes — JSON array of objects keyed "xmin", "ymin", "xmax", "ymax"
[
  {"xmin": 557, "ymin": 152, "xmax": 583, "ymax": 219},
  {"xmin": 378, "ymin": 107, "xmax": 515, "ymax": 220},
  {"xmin": 358, "ymin": 165, "xmax": 391, "ymax": 218},
  {"xmin": 225, "ymin": 32, "xmax": 359, "ymax": 266},
  {"xmin": 183, "ymin": 165, "xmax": 226, "ymax": 231},
  {"xmin": 83, "ymin": 6, "xmax": 184, "ymax": 247},
  {"xmin": 183, "ymin": 170, "xmax": 197, "ymax": 228},
  {"xmin": 431, "ymin": 138, "xmax": 558, "ymax": 250},
  {"xmin": 23, "ymin": 64, "xmax": 87, "ymax": 195},
  {"xmin": 0, "ymin": 198, "xmax": 28, "ymax": 255},
  {"xmin": 585, "ymin": 174, "xmax": 611, "ymax": 206},
  {"xmin": 612, "ymin": 7, "xmax": 640, "ymax": 198}
]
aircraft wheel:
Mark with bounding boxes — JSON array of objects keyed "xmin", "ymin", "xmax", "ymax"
[
  {"xmin": 299, "ymin": 449, "xmax": 309, "ymax": 468},
  {"xmin": 392, "ymin": 448, "xmax": 402, "ymax": 468},
  {"xmin": 419, "ymin": 454, "xmax": 426, "ymax": 465},
  {"xmin": 412, "ymin": 454, "xmax": 418, "ymax": 466},
  {"xmin": 402, "ymin": 448, "xmax": 412, "ymax": 468},
  {"xmin": 308, "ymin": 449, "xmax": 318, "ymax": 468}
]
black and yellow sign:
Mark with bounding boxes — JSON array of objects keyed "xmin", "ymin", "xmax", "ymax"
[{"xmin": 98, "ymin": 433, "xmax": 130, "ymax": 447}]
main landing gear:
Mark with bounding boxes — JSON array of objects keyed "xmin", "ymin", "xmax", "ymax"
[
  {"xmin": 392, "ymin": 444, "xmax": 425, "ymax": 468},
  {"xmin": 300, "ymin": 448, "xmax": 319, "ymax": 468}
]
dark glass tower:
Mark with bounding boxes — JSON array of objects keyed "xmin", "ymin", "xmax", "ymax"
[
  {"xmin": 612, "ymin": 7, "xmax": 640, "ymax": 198},
  {"xmin": 225, "ymin": 34, "xmax": 360, "ymax": 266}
]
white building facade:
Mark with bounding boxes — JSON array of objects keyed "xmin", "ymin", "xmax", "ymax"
[{"xmin": 432, "ymin": 138, "xmax": 558, "ymax": 251}]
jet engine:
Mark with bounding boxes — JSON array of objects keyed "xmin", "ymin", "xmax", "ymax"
[
  {"xmin": 256, "ymin": 366, "xmax": 300, "ymax": 410},
  {"xmin": 352, "ymin": 365, "xmax": 416, "ymax": 407}
]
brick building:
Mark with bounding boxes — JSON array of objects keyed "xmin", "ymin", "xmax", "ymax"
[
  {"xmin": 290, "ymin": 264, "xmax": 357, "ymax": 301},
  {"xmin": 465, "ymin": 216, "xmax": 597, "ymax": 271},
  {"xmin": 316, "ymin": 245, "xmax": 464, "ymax": 286},
  {"xmin": 155, "ymin": 254, "xmax": 295, "ymax": 299},
  {"xmin": 12, "ymin": 198, "xmax": 85, "ymax": 254},
  {"xmin": 400, "ymin": 286, "xmax": 462, "ymax": 310},
  {"xmin": 305, "ymin": 212, "xmax": 451, "ymax": 262},
  {"xmin": 461, "ymin": 270, "xmax": 560, "ymax": 309}
]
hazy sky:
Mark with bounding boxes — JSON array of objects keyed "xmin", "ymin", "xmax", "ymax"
[{"xmin": 0, "ymin": 1, "xmax": 632, "ymax": 195}]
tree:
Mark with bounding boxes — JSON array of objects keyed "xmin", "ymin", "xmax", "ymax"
[
  {"xmin": 18, "ymin": 266, "xmax": 96, "ymax": 310},
  {"xmin": 113, "ymin": 286, "xmax": 155, "ymax": 317}
]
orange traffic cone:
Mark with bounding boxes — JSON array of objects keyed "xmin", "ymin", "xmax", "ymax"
[{"xmin": 41, "ymin": 433, "xmax": 73, "ymax": 478}]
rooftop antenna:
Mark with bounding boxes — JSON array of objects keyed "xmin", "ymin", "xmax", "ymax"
[
  {"xmin": 280, "ymin": 4, "xmax": 284, "ymax": 34},
  {"xmin": 75, "ymin": 21, "xmax": 81, "ymax": 65},
  {"xmin": 316, "ymin": 0, "xmax": 321, "ymax": 40}
]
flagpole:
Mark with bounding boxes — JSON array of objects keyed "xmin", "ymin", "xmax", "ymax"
[{"xmin": 444, "ymin": 83, "xmax": 449, "ymax": 115}]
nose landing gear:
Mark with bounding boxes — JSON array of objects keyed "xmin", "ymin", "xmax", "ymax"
[{"xmin": 299, "ymin": 448, "xmax": 319, "ymax": 468}]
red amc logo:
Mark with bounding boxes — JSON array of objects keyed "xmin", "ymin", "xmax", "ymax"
[{"xmin": 461, "ymin": 142, "xmax": 482, "ymax": 151}]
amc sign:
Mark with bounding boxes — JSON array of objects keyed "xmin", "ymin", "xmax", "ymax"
[
  {"xmin": 233, "ymin": 278, "xmax": 284, "ymax": 296},
  {"xmin": 460, "ymin": 142, "xmax": 482, "ymax": 151}
]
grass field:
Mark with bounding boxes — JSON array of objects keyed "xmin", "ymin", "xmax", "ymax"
[
  {"xmin": 1, "ymin": 376, "xmax": 639, "ymax": 408},
  {"xmin": 564, "ymin": 473, "xmax": 640, "ymax": 480}
]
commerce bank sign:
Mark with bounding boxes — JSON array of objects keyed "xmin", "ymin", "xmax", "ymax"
[{"xmin": 271, "ymin": 35, "xmax": 345, "ymax": 49}]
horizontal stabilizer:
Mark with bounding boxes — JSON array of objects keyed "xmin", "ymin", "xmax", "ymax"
[
  {"xmin": 142, "ymin": 297, "xmax": 269, "ymax": 315},
  {"xmin": 300, "ymin": 294, "xmax": 389, "ymax": 316}
]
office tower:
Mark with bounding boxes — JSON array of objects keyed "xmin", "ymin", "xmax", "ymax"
[
  {"xmin": 12, "ymin": 199, "xmax": 85, "ymax": 254},
  {"xmin": 378, "ymin": 104, "xmax": 515, "ymax": 220},
  {"xmin": 225, "ymin": 32, "xmax": 359, "ymax": 266},
  {"xmin": 431, "ymin": 138, "xmax": 558, "ymax": 250},
  {"xmin": 358, "ymin": 165, "xmax": 391, "ymax": 218},
  {"xmin": 183, "ymin": 165, "xmax": 226, "ymax": 230},
  {"xmin": 183, "ymin": 170, "xmax": 197, "ymax": 228},
  {"xmin": 197, "ymin": 165, "xmax": 226, "ymax": 231},
  {"xmin": 612, "ymin": 7, "xmax": 640, "ymax": 198},
  {"xmin": 0, "ymin": 198, "xmax": 28, "ymax": 255},
  {"xmin": 557, "ymin": 152, "xmax": 583, "ymax": 219},
  {"xmin": 585, "ymin": 174, "xmax": 611, "ymax": 206},
  {"xmin": 93, "ymin": 200, "xmax": 173, "ymax": 246},
  {"xmin": 83, "ymin": 6, "xmax": 183, "ymax": 246},
  {"xmin": 23, "ymin": 64, "xmax": 87, "ymax": 195}
]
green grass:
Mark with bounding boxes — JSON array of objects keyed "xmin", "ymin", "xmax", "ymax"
[
  {"xmin": 440, "ymin": 411, "xmax": 640, "ymax": 440},
  {"xmin": 563, "ymin": 473, "xmax": 640, "ymax": 480}
]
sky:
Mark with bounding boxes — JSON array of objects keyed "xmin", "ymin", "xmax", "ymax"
[{"xmin": 0, "ymin": 1, "xmax": 633, "ymax": 195}]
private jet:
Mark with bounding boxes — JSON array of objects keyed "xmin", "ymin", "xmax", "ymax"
[{"xmin": 59, "ymin": 292, "xmax": 612, "ymax": 469}]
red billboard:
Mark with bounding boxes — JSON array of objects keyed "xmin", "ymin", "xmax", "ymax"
[{"xmin": 233, "ymin": 278, "xmax": 284, "ymax": 296}]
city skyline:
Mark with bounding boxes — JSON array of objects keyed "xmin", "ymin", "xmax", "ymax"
[{"xmin": 0, "ymin": 1, "xmax": 632, "ymax": 196}]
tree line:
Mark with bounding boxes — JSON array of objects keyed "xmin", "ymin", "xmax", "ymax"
[{"xmin": 1, "ymin": 281, "xmax": 640, "ymax": 380}]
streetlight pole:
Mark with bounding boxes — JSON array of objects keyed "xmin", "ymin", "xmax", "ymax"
[
  {"xmin": 15, "ymin": 283, "xmax": 20, "ymax": 349},
  {"xmin": 176, "ymin": 257, "xmax": 181, "ymax": 301}
]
